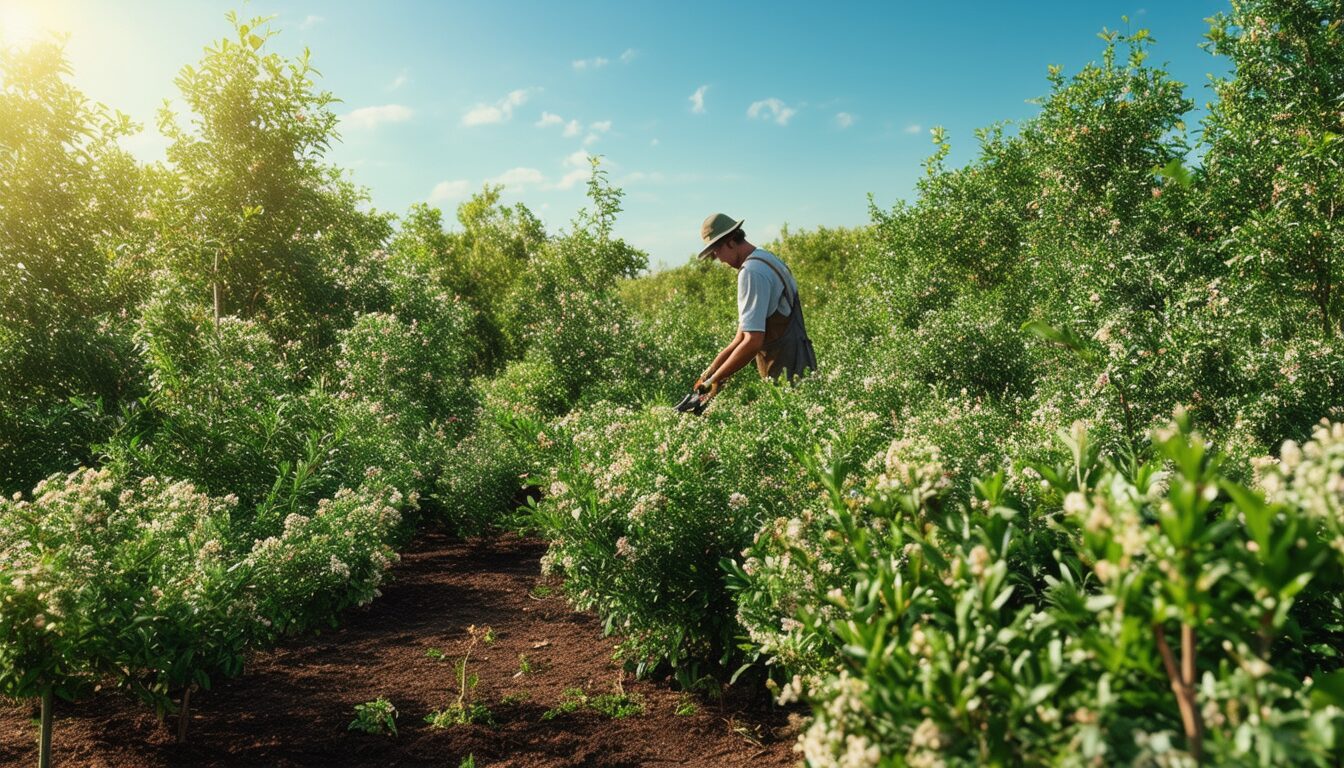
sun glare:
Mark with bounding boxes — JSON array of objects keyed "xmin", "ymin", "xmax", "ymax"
[{"xmin": 0, "ymin": 3, "xmax": 44, "ymax": 47}]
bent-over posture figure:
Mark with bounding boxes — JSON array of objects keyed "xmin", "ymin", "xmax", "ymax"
[{"xmin": 693, "ymin": 213, "xmax": 816, "ymax": 398}]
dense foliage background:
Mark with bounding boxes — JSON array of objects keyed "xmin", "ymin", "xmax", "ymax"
[{"xmin": 3, "ymin": 2, "xmax": 1343, "ymax": 765}]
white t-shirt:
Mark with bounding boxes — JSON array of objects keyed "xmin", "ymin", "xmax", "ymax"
[{"xmin": 736, "ymin": 248, "xmax": 797, "ymax": 333}]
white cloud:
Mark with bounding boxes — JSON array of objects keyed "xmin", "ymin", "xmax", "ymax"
[
  {"xmin": 429, "ymin": 179, "xmax": 471, "ymax": 203},
  {"xmin": 536, "ymin": 111, "xmax": 565, "ymax": 128},
  {"xmin": 689, "ymin": 85, "xmax": 709, "ymax": 114},
  {"xmin": 463, "ymin": 105, "xmax": 503, "ymax": 126},
  {"xmin": 620, "ymin": 48, "xmax": 638, "ymax": 64},
  {"xmin": 565, "ymin": 150, "xmax": 591, "ymax": 168},
  {"xmin": 572, "ymin": 56, "xmax": 609, "ymax": 71},
  {"xmin": 555, "ymin": 169, "xmax": 589, "ymax": 190},
  {"xmin": 621, "ymin": 171, "xmax": 666, "ymax": 185},
  {"xmin": 835, "ymin": 112, "xmax": 855, "ymax": 129},
  {"xmin": 904, "ymin": 123, "xmax": 923, "ymax": 134},
  {"xmin": 584, "ymin": 120, "xmax": 613, "ymax": 144},
  {"xmin": 343, "ymin": 104, "xmax": 413, "ymax": 130},
  {"xmin": 299, "ymin": 15, "xmax": 323, "ymax": 30},
  {"xmin": 461, "ymin": 88, "xmax": 538, "ymax": 127},
  {"xmin": 489, "ymin": 167, "xmax": 546, "ymax": 189},
  {"xmin": 747, "ymin": 98, "xmax": 796, "ymax": 126},
  {"xmin": 562, "ymin": 119, "xmax": 582, "ymax": 138},
  {"xmin": 388, "ymin": 70, "xmax": 409, "ymax": 90}
]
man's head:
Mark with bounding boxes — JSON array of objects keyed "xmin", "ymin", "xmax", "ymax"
[{"xmin": 698, "ymin": 212, "xmax": 752, "ymax": 267}]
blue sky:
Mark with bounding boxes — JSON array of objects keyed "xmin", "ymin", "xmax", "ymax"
[{"xmin": 2, "ymin": 0, "xmax": 1230, "ymax": 268}]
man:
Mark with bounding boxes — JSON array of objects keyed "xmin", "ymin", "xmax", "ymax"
[{"xmin": 693, "ymin": 213, "xmax": 816, "ymax": 398}]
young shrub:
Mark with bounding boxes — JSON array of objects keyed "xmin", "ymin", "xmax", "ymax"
[
  {"xmin": 772, "ymin": 415, "xmax": 1344, "ymax": 766},
  {"xmin": 529, "ymin": 383, "xmax": 886, "ymax": 681},
  {"xmin": 128, "ymin": 290, "xmax": 318, "ymax": 509},
  {"xmin": 430, "ymin": 412, "xmax": 530, "ymax": 536},
  {"xmin": 0, "ymin": 469, "xmax": 254, "ymax": 760},
  {"xmin": 245, "ymin": 478, "xmax": 408, "ymax": 637}
]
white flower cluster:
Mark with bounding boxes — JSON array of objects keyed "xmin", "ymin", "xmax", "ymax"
[
  {"xmin": 876, "ymin": 438, "xmax": 951, "ymax": 502},
  {"xmin": 797, "ymin": 673, "xmax": 882, "ymax": 768},
  {"xmin": 1256, "ymin": 421, "xmax": 1344, "ymax": 537}
]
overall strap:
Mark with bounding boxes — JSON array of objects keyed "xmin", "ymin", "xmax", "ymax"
[{"xmin": 743, "ymin": 255, "xmax": 798, "ymax": 312}]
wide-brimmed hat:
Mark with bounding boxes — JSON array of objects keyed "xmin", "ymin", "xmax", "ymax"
[{"xmin": 698, "ymin": 213, "xmax": 744, "ymax": 259}]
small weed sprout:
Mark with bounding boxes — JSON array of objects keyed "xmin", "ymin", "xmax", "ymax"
[
  {"xmin": 590, "ymin": 690, "xmax": 645, "ymax": 718},
  {"xmin": 500, "ymin": 690, "xmax": 532, "ymax": 706},
  {"xmin": 425, "ymin": 625, "xmax": 494, "ymax": 727},
  {"xmin": 674, "ymin": 694, "xmax": 698, "ymax": 717},
  {"xmin": 348, "ymin": 697, "xmax": 398, "ymax": 736},
  {"xmin": 541, "ymin": 688, "xmax": 588, "ymax": 720},
  {"xmin": 541, "ymin": 682, "xmax": 644, "ymax": 720}
]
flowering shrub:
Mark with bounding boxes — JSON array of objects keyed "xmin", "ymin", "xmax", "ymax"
[
  {"xmin": 0, "ymin": 469, "xmax": 252, "ymax": 721},
  {"xmin": 529, "ymin": 382, "xmax": 888, "ymax": 679},
  {"xmin": 480, "ymin": 352, "xmax": 573, "ymax": 420},
  {"xmin": 126, "ymin": 291, "xmax": 320, "ymax": 507},
  {"xmin": 246, "ymin": 478, "xmax": 409, "ymax": 636},
  {"xmin": 431, "ymin": 413, "xmax": 531, "ymax": 535},
  {"xmin": 743, "ymin": 416, "xmax": 1344, "ymax": 766},
  {"xmin": 336, "ymin": 310, "xmax": 478, "ymax": 430}
]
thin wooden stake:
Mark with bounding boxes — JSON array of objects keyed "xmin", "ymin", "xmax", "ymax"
[
  {"xmin": 38, "ymin": 687, "xmax": 53, "ymax": 768},
  {"xmin": 176, "ymin": 686, "xmax": 192, "ymax": 744}
]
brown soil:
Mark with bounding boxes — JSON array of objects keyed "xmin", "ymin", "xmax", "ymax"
[{"xmin": 0, "ymin": 532, "xmax": 801, "ymax": 768}]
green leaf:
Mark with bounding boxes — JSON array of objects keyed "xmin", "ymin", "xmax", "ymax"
[
  {"xmin": 248, "ymin": 34, "xmax": 264, "ymax": 51},
  {"xmin": 1311, "ymin": 669, "xmax": 1344, "ymax": 708},
  {"xmin": 1085, "ymin": 594, "xmax": 1117, "ymax": 612},
  {"xmin": 1021, "ymin": 321, "xmax": 1099, "ymax": 363},
  {"xmin": 1152, "ymin": 158, "xmax": 1194, "ymax": 189}
]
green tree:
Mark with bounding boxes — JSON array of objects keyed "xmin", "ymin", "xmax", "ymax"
[
  {"xmin": 0, "ymin": 40, "xmax": 148, "ymax": 492},
  {"xmin": 154, "ymin": 13, "xmax": 392, "ymax": 358},
  {"xmin": 1203, "ymin": 0, "xmax": 1344, "ymax": 337},
  {"xmin": 390, "ymin": 188, "xmax": 546, "ymax": 369}
]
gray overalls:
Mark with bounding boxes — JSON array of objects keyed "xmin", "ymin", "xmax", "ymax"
[{"xmin": 743, "ymin": 255, "xmax": 816, "ymax": 381}]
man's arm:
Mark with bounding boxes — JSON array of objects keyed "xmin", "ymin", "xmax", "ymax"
[
  {"xmin": 701, "ymin": 330, "xmax": 744, "ymax": 382},
  {"xmin": 701, "ymin": 330, "xmax": 764, "ymax": 386}
]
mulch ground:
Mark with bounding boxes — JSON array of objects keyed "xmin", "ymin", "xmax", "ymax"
[{"xmin": 0, "ymin": 532, "xmax": 801, "ymax": 767}]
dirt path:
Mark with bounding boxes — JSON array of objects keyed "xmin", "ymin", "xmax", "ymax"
[{"xmin": 0, "ymin": 532, "xmax": 800, "ymax": 767}]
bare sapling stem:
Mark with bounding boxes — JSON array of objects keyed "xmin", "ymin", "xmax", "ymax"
[
  {"xmin": 38, "ymin": 686, "xmax": 53, "ymax": 768},
  {"xmin": 1111, "ymin": 380, "xmax": 1140, "ymax": 460},
  {"xmin": 212, "ymin": 249, "xmax": 221, "ymax": 331},
  {"xmin": 1155, "ymin": 622, "xmax": 1203, "ymax": 763},
  {"xmin": 176, "ymin": 686, "xmax": 192, "ymax": 744}
]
